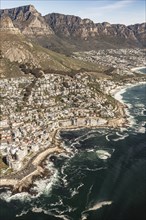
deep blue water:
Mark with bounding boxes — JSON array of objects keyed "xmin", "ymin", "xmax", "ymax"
[{"xmin": 0, "ymin": 83, "xmax": 146, "ymax": 220}]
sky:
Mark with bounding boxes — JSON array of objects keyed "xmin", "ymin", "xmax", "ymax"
[{"xmin": 1, "ymin": 0, "xmax": 146, "ymax": 25}]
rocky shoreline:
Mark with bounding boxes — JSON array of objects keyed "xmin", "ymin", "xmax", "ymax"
[
  {"xmin": 0, "ymin": 119, "xmax": 127, "ymax": 193},
  {"xmin": 0, "ymin": 81, "xmax": 145, "ymax": 193}
]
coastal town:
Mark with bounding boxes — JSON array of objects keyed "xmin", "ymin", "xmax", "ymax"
[
  {"xmin": 73, "ymin": 48, "xmax": 146, "ymax": 74},
  {"xmin": 0, "ymin": 73, "xmax": 121, "ymax": 171},
  {"xmin": 0, "ymin": 3, "xmax": 146, "ymax": 220},
  {"xmin": 0, "ymin": 48, "xmax": 146, "ymax": 192}
]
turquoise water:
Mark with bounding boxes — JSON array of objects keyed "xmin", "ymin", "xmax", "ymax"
[
  {"xmin": 0, "ymin": 83, "xmax": 146, "ymax": 220},
  {"xmin": 138, "ymin": 68, "xmax": 146, "ymax": 74}
]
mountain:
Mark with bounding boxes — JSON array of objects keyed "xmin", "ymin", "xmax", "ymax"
[
  {"xmin": 128, "ymin": 23, "xmax": 146, "ymax": 48},
  {"xmin": 0, "ymin": 15, "xmax": 21, "ymax": 34},
  {"xmin": 45, "ymin": 13, "xmax": 146, "ymax": 50},
  {"xmin": 0, "ymin": 4, "xmax": 146, "ymax": 54},
  {"xmin": 0, "ymin": 14, "xmax": 104, "ymax": 78},
  {"xmin": 0, "ymin": 5, "xmax": 54, "ymax": 36}
]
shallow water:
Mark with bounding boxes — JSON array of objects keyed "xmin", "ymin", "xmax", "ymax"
[
  {"xmin": 0, "ymin": 84, "xmax": 146, "ymax": 220},
  {"xmin": 138, "ymin": 68, "xmax": 146, "ymax": 74}
]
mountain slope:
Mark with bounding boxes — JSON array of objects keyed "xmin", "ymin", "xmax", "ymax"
[
  {"xmin": 0, "ymin": 5, "xmax": 145, "ymax": 55},
  {"xmin": 0, "ymin": 17, "xmax": 105, "ymax": 78},
  {"xmin": 45, "ymin": 13, "xmax": 145, "ymax": 50},
  {"xmin": 0, "ymin": 5, "xmax": 54, "ymax": 36}
]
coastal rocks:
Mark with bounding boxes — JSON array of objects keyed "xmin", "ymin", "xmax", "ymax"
[
  {"xmin": 0, "ymin": 147, "xmax": 64, "ymax": 193},
  {"xmin": 12, "ymin": 166, "xmax": 45, "ymax": 193}
]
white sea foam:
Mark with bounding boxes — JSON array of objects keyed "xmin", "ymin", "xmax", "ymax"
[
  {"xmin": 125, "ymin": 107, "xmax": 136, "ymax": 127},
  {"xmin": 73, "ymin": 130, "xmax": 101, "ymax": 143},
  {"xmin": 50, "ymin": 198, "xmax": 63, "ymax": 207},
  {"xmin": 77, "ymin": 183, "xmax": 84, "ymax": 190},
  {"xmin": 96, "ymin": 150, "xmax": 111, "ymax": 160},
  {"xmin": 86, "ymin": 184, "xmax": 93, "ymax": 206},
  {"xmin": 137, "ymin": 127, "xmax": 145, "ymax": 133},
  {"xmin": 81, "ymin": 133, "xmax": 98, "ymax": 142},
  {"xmin": 82, "ymin": 201, "xmax": 113, "ymax": 214},
  {"xmin": 116, "ymin": 132, "xmax": 123, "ymax": 137},
  {"xmin": 32, "ymin": 207, "xmax": 43, "ymax": 213},
  {"xmin": 62, "ymin": 174, "xmax": 69, "ymax": 187},
  {"xmin": 70, "ymin": 183, "xmax": 84, "ymax": 198},
  {"xmin": 71, "ymin": 141, "xmax": 80, "ymax": 149},
  {"xmin": 51, "ymin": 214, "xmax": 70, "ymax": 220},
  {"xmin": 105, "ymin": 134, "xmax": 110, "ymax": 141},
  {"xmin": 113, "ymin": 133, "xmax": 129, "ymax": 142},
  {"xmin": 31, "ymin": 206, "xmax": 71, "ymax": 220},
  {"xmin": 86, "ymin": 200, "xmax": 112, "ymax": 211},
  {"xmin": 142, "ymin": 109, "xmax": 146, "ymax": 116},
  {"xmin": 134, "ymin": 103, "xmax": 145, "ymax": 108},
  {"xmin": 114, "ymin": 88, "xmax": 126, "ymax": 104},
  {"xmin": 120, "ymin": 127, "xmax": 128, "ymax": 132},
  {"xmin": 81, "ymin": 213, "xmax": 88, "ymax": 220},
  {"xmin": 44, "ymin": 208, "xmax": 71, "ymax": 220},
  {"xmin": 70, "ymin": 188, "xmax": 79, "ymax": 197},
  {"xmin": 81, "ymin": 200, "xmax": 113, "ymax": 219},
  {"xmin": 0, "ymin": 189, "xmax": 31, "ymax": 203},
  {"xmin": 33, "ymin": 168, "xmax": 59, "ymax": 196},
  {"xmin": 0, "ymin": 190, "xmax": 12, "ymax": 202},
  {"xmin": 16, "ymin": 210, "xmax": 29, "ymax": 218},
  {"xmin": 86, "ymin": 149, "xmax": 94, "ymax": 152},
  {"xmin": 112, "ymin": 82, "xmax": 146, "ymax": 128},
  {"xmin": 137, "ymin": 122, "xmax": 146, "ymax": 133},
  {"xmin": 84, "ymin": 167, "xmax": 107, "ymax": 172}
]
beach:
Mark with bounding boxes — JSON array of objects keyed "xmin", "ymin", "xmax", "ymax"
[{"xmin": 131, "ymin": 66, "xmax": 146, "ymax": 73}]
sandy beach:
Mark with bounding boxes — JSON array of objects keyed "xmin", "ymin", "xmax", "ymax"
[
  {"xmin": 111, "ymin": 81, "xmax": 146, "ymax": 104},
  {"xmin": 111, "ymin": 81, "xmax": 146, "ymax": 127},
  {"xmin": 131, "ymin": 66, "xmax": 146, "ymax": 73}
]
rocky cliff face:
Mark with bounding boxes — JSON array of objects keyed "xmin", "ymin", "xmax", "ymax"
[
  {"xmin": 0, "ymin": 5, "xmax": 54, "ymax": 36},
  {"xmin": 44, "ymin": 13, "xmax": 95, "ymax": 38},
  {"xmin": 0, "ymin": 5, "xmax": 145, "ymax": 52},
  {"xmin": 45, "ymin": 13, "xmax": 145, "ymax": 47},
  {"xmin": 0, "ymin": 15, "xmax": 21, "ymax": 34},
  {"xmin": 128, "ymin": 23, "xmax": 146, "ymax": 47}
]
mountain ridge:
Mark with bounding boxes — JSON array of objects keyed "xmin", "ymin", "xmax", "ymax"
[
  {"xmin": 0, "ymin": 4, "xmax": 146, "ymax": 54},
  {"xmin": 0, "ymin": 5, "xmax": 54, "ymax": 36}
]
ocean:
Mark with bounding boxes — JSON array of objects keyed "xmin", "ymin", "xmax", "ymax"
[
  {"xmin": 138, "ymin": 68, "xmax": 146, "ymax": 74},
  {"xmin": 0, "ymin": 73, "xmax": 146, "ymax": 220}
]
